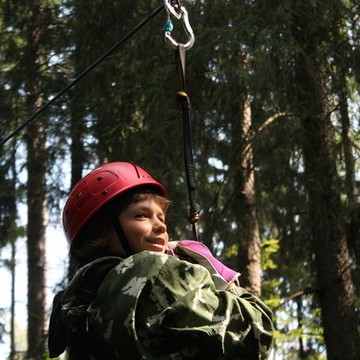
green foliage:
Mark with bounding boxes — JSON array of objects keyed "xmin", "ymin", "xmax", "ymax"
[
  {"xmin": 261, "ymin": 238, "xmax": 280, "ymax": 270},
  {"xmin": 274, "ymin": 300, "xmax": 325, "ymax": 359},
  {"xmin": 223, "ymin": 244, "xmax": 238, "ymax": 258}
]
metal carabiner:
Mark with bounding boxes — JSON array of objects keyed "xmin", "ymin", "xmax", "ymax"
[
  {"xmin": 164, "ymin": 0, "xmax": 195, "ymax": 50},
  {"xmin": 164, "ymin": 0, "xmax": 182, "ymax": 20}
]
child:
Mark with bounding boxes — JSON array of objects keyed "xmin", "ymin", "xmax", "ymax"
[{"xmin": 48, "ymin": 161, "xmax": 273, "ymax": 359}]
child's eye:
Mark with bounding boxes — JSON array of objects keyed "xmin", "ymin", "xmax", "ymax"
[{"xmin": 136, "ymin": 213, "xmax": 146, "ymax": 218}]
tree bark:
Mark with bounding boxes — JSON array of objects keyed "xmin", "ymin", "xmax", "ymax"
[
  {"xmin": 296, "ymin": 34, "xmax": 360, "ymax": 360},
  {"xmin": 336, "ymin": 67, "xmax": 360, "ymax": 264},
  {"xmin": 24, "ymin": 1, "xmax": 47, "ymax": 357},
  {"xmin": 26, "ymin": 129, "xmax": 47, "ymax": 359},
  {"xmin": 289, "ymin": 1, "xmax": 359, "ymax": 356},
  {"xmin": 235, "ymin": 91, "xmax": 262, "ymax": 296}
]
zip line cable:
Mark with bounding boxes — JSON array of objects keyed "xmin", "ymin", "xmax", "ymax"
[
  {"xmin": 0, "ymin": 4, "xmax": 165, "ymax": 147},
  {"xmin": 3, "ymin": 0, "xmax": 200, "ymax": 241}
]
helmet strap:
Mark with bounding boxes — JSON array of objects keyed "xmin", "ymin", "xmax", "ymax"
[{"xmin": 110, "ymin": 213, "xmax": 133, "ymax": 257}]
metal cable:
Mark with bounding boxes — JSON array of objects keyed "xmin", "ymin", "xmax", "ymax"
[{"xmin": 0, "ymin": 4, "xmax": 165, "ymax": 147}]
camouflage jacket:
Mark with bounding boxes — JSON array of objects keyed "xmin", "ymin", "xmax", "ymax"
[{"xmin": 49, "ymin": 251, "xmax": 273, "ymax": 359}]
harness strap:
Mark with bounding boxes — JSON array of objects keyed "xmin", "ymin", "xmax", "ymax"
[
  {"xmin": 175, "ymin": 45, "xmax": 201, "ymax": 241},
  {"xmin": 175, "ymin": 44, "xmax": 187, "ymax": 90}
]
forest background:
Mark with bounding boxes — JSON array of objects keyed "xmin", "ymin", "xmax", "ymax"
[{"xmin": 0, "ymin": 0, "xmax": 359, "ymax": 359}]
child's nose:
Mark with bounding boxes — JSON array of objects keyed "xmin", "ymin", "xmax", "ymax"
[{"xmin": 153, "ymin": 218, "xmax": 167, "ymax": 233}]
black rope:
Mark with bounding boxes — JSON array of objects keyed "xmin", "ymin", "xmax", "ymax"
[
  {"xmin": 0, "ymin": 4, "xmax": 165, "ymax": 147},
  {"xmin": 175, "ymin": 44, "xmax": 201, "ymax": 241}
]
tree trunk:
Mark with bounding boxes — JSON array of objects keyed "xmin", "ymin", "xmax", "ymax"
[
  {"xmin": 26, "ymin": 123, "xmax": 47, "ymax": 359},
  {"xmin": 24, "ymin": 1, "xmax": 47, "ymax": 357},
  {"xmin": 68, "ymin": 87, "xmax": 87, "ymax": 278},
  {"xmin": 336, "ymin": 69, "xmax": 360, "ymax": 264},
  {"xmin": 290, "ymin": 2, "xmax": 360, "ymax": 356},
  {"xmin": 234, "ymin": 91, "xmax": 262, "ymax": 296},
  {"xmin": 296, "ymin": 40, "xmax": 360, "ymax": 360},
  {"xmin": 10, "ymin": 236, "xmax": 16, "ymax": 360}
]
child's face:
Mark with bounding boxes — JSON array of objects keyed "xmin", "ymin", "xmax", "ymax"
[{"xmin": 117, "ymin": 197, "xmax": 169, "ymax": 254}]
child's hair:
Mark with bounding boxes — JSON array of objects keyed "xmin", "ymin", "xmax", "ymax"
[{"xmin": 70, "ymin": 187, "xmax": 170, "ymax": 264}]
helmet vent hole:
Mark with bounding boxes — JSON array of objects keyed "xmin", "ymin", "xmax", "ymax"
[
  {"xmin": 129, "ymin": 162, "xmax": 141, "ymax": 178},
  {"xmin": 96, "ymin": 176, "xmax": 103, "ymax": 182},
  {"xmin": 102, "ymin": 190, "xmax": 108, "ymax": 196}
]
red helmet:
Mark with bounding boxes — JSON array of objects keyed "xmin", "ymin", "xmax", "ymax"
[{"xmin": 62, "ymin": 162, "xmax": 167, "ymax": 245}]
